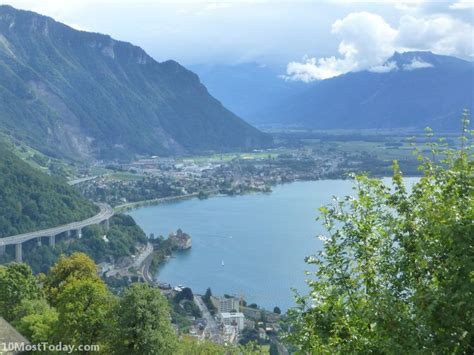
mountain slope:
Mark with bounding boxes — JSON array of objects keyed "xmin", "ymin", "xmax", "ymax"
[
  {"xmin": 262, "ymin": 52, "xmax": 474, "ymax": 130},
  {"xmin": 0, "ymin": 5, "xmax": 271, "ymax": 159},
  {"xmin": 190, "ymin": 63, "xmax": 310, "ymax": 124},
  {"xmin": 0, "ymin": 145, "xmax": 97, "ymax": 237}
]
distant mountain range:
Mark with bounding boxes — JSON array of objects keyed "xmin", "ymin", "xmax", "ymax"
[
  {"xmin": 0, "ymin": 5, "xmax": 270, "ymax": 160},
  {"xmin": 259, "ymin": 52, "xmax": 474, "ymax": 131},
  {"xmin": 195, "ymin": 52, "xmax": 473, "ymax": 131},
  {"xmin": 190, "ymin": 63, "xmax": 311, "ymax": 124}
]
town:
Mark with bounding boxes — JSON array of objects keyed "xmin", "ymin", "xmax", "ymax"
[{"xmin": 75, "ymin": 131, "xmax": 420, "ymax": 208}]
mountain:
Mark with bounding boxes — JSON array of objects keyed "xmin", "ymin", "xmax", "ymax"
[
  {"xmin": 261, "ymin": 52, "xmax": 474, "ymax": 130},
  {"xmin": 0, "ymin": 5, "xmax": 271, "ymax": 160},
  {"xmin": 0, "ymin": 144, "xmax": 97, "ymax": 237},
  {"xmin": 189, "ymin": 63, "xmax": 310, "ymax": 124}
]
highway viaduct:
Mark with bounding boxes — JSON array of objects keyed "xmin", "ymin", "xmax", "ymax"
[{"xmin": 0, "ymin": 203, "xmax": 114, "ymax": 262}]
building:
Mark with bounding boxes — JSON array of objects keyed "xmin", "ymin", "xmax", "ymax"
[
  {"xmin": 168, "ymin": 229, "xmax": 192, "ymax": 250},
  {"xmin": 218, "ymin": 296, "xmax": 240, "ymax": 313},
  {"xmin": 219, "ymin": 312, "xmax": 245, "ymax": 331},
  {"xmin": 222, "ymin": 325, "xmax": 238, "ymax": 344}
]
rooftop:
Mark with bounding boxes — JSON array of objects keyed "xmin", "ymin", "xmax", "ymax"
[{"xmin": 0, "ymin": 317, "xmax": 29, "ymax": 353}]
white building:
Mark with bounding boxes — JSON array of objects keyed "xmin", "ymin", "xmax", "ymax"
[
  {"xmin": 218, "ymin": 296, "xmax": 240, "ymax": 313},
  {"xmin": 219, "ymin": 312, "xmax": 245, "ymax": 331}
]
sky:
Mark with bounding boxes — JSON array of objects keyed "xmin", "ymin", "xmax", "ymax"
[{"xmin": 0, "ymin": 0, "xmax": 472, "ymax": 80}]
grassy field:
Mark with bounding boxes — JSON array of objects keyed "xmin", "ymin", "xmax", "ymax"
[
  {"xmin": 178, "ymin": 151, "xmax": 282, "ymax": 163},
  {"xmin": 105, "ymin": 172, "xmax": 145, "ymax": 182}
]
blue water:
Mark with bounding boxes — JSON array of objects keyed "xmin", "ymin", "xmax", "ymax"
[{"xmin": 129, "ymin": 178, "xmax": 416, "ymax": 311}]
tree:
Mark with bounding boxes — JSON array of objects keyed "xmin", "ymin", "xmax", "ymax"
[
  {"xmin": 203, "ymin": 287, "xmax": 212, "ymax": 301},
  {"xmin": 175, "ymin": 287, "xmax": 193, "ymax": 303},
  {"xmin": 288, "ymin": 117, "xmax": 473, "ymax": 354},
  {"xmin": 13, "ymin": 299, "xmax": 58, "ymax": 343},
  {"xmin": 273, "ymin": 306, "xmax": 281, "ymax": 314},
  {"xmin": 177, "ymin": 337, "xmax": 265, "ymax": 354},
  {"xmin": 112, "ymin": 283, "xmax": 178, "ymax": 354},
  {"xmin": 55, "ymin": 278, "xmax": 114, "ymax": 349},
  {"xmin": 0, "ymin": 263, "xmax": 40, "ymax": 321},
  {"xmin": 44, "ymin": 252, "xmax": 100, "ymax": 304}
]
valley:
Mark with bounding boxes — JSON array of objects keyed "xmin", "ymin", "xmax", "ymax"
[
  {"xmin": 73, "ymin": 129, "xmax": 428, "ymax": 209},
  {"xmin": 0, "ymin": 2, "xmax": 472, "ymax": 354}
]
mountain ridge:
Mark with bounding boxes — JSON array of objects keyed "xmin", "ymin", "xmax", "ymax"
[
  {"xmin": 259, "ymin": 51, "xmax": 474, "ymax": 130},
  {"xmin": 0, "ymin": 5, "xmax": 271, "ymax": 160}
]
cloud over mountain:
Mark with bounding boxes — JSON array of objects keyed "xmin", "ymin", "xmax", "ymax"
[{"xmin": 285, "ymin": 10, "xmax": 474, "ymax": 81}]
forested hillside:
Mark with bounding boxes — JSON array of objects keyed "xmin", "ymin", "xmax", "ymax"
[
  {"xmin": 0, "ymin": 5, "xmax": 271, "ymax": 160},
  {"xmin": 0, "ymin": 145, "xmax": 97, "ymax": 237}
]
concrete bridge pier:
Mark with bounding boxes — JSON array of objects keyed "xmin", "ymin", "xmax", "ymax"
[
  {"xmin": 37, "ymin": 237, "xmax": 42, "ymax": 246},
  {"xmin": 15, "ymin": 243, "xmax": 22, "ymax": 263},
  {"xmin": 76, "ymin": 229, "xmax": 82, "ymax": 239},
  {"xmin": 0, "ymin": 243, "xmax": 5, "ymax": 256},
  {"xmin": 49, "ymin": 235, "xmax": 55, "ymax": 247},
  {"xmin": 66, "ymin": 230, "xmax": 71, "ymax": 238}
]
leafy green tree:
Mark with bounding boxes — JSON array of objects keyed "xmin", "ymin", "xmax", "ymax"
[
  {"xmin": 175, "ymin": 287, "xmax": 193, "ymax": 303},
  {"xmin": 203, "ymin": 287, "xmax": 212, "ymax": 301},
  {"xmin": 177, "ymin": 337, "xmax": 267, "ymax": 354},
  {"xmin": 55, "ymin": 278, "xmax": 114, "ymax": 349},
  {"xmin": 112, "ymin": 283, "xmax": 178, "ymax": 354},
  {"xmin": 273, "ymin": 306, "xmax": 281, "ymax": 314},
  {"xmin": 289, "ymin": 117, "xmax": 473, "ymax": 354},
  {"xmin": 0, "ymin": 263, "xmax": 40, "ymax": 321},
  {"xmin": 13, "ymin": 298, "xmax": 58, "ymax": 343},
  {"xmin": 44, "ymin": 252, "xmax": 100, "ymax": 304}
]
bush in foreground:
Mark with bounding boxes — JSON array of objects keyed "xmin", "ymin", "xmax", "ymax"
[{"xmin": 288, "ymin": 116, "xmax": 473, "ymax": 353}]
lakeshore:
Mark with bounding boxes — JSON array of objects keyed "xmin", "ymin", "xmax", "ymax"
[
  {"xmin": 114, "ymin": 192, "xmax": 203, "ymax": 212},
  {"xmin": 130, "ymin": 179, "xmax": 351, "ymax": 310},
  {"xmin": 129, "ymin": 177, "xmax": 419, "ymax": 311}
]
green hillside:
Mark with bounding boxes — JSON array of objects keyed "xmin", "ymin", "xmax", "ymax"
[
  {"xmin": 0, "ymin": 5, "xmax": 271, "ymax": 160},
  {"xmin": 0, "ymin": 145, "xmax": 97, "ymax": 237}
]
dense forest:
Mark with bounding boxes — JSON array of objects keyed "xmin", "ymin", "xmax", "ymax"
[{"xmin": 0, "ymin": 145, "xmax": 98, "ymax": 237}]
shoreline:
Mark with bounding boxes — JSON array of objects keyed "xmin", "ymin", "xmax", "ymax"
[
  {"xmin": 114, "ymin": 178, "xmax": 325, "ymax": 213},
  {"xmin": 114, "ymin": 192, "xmax": 205, "ymax": 212},
  {"xmin": 114, "ymin": 174, "xmax": 421, "ymax": 214}
]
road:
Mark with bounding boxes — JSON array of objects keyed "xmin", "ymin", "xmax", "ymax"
[
  {"xmin": 67, "ymin": 176, "xmax": 98, "ymax": 185},
  {"xmin": 194, "ymin": 295, "xmax": 222, "ymax": 344},
  {"xmin": 137, "ymin": 242, "xmax": 155, "ymax": 284},
  {"xmin": 0, "ymin": 203, "xmax": 114, "ymax": 246}
]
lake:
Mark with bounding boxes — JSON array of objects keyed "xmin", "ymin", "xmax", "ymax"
[{"xmin": 129, "ymin": 178, "xmax": 416, "ymax": 311}]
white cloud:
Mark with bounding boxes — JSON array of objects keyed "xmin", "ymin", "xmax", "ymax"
[
  {"xmin": 285, "ymin": 11, "xmax": 474, "ymax": 81},
  {"xmin": 285, "ymin": 12, "xmax": 397, "ymax": 81},
  {"xmin": 394, "ymin": 0, "xmax": 426, "ymax": 11},
  {"xmin": 403, "ymin": 57, "xmax": 434, "ymax": 70},
  {"xmin": 206, "ymin": 2, "xmax": 231, "ymax": 11},
  {"xmin": 67, "ymin": 23, "xmax": 90, "ymax": 32},
  {"xmin": 396, "ymin": 15, "xmax": 473, "ymax": 56},
  {"xmin": 369, "ymin": 61, "xmax": 398, "ymax": 73},
  {"xmin": 286, "ymin": 55, "xmax": 354, "ymax": 81},
  {"xmin": 450, "ymin": 0, "xmax": 474, "ymax": 10}
]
